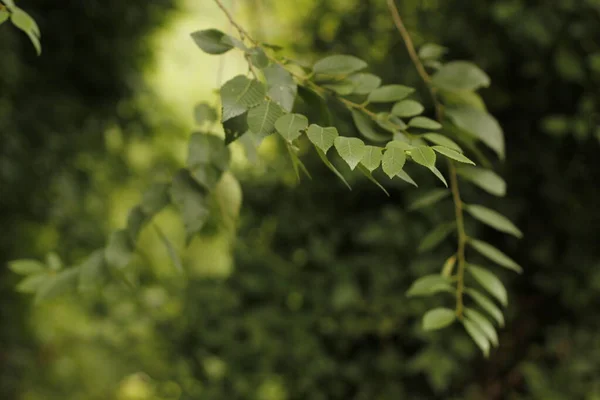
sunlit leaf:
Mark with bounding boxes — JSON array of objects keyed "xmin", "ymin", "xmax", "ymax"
[
  {"xmin": 431, "ymin": 61, "xmax": 490, "ymax": 91},
  {"xmin": 360, "ymin": 145, "xmax": 383, "ymax": 172},
  {"xmin": 275, "ymin": 113, "xmax": 308, "ymax": 142},
  {"xmin": 410, "ymin": 146, "xmax": 436, "ymax": 168},
  {"xmin": 408, "ymin": 116, "xmax": 442, "ymax": 130},
  {"xmin": 423, "ymin": 308, "xmax": 456, "ymax": 331},
  {"xmin": 469, "ymin": 238, "xmax": 523, "ymax": 273},
  {"xmin": 10, "ymin": 8, "xmax": 41, "ymax": 55},
  {"xmin": 466, "ymin": 288, "xmax": 505, "ymax": 327},
  {"xmin": 381, "ymin": 146, "xmax": 407, "ymax": 178},
  {"xmin": 307, "ymin": 124, "xmax": 338, "ymax": 154},
  {"xmin": 334, "ymin": 137, "xmax": 366, "ymax": 170},
  {"xmin": 465, "ymin": 204, "xmax": 522, "ymax": 238},
  {"xmin": 433, "ymin": 146, "xmax": 475, "ymax": 165},
  {"xmin": 468, "ymin": 264, "xmax": 508, "ymax": 306},
  {"xmin": 406, "ymin": 274, "xmax": 453, "ymax": 297},
  {"xmin": 418, "ymin": 43, "xmax": 447, "ymax": 61},
  {"xmin": 247, "ymin": 100, "xmax": 285, "ymax": 136}
]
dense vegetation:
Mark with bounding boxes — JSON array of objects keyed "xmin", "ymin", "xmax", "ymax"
[{"xmin": 1, "ymin": 0, "xmax": 599, "ymax": 399}]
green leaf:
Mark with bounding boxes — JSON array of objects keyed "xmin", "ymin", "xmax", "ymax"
[
  {"xmin": 247, "ymin": 100, "xmax": 285, "ymax": 136},
  {"xmin": 466, "ymin": 288, "xmax": 505, "ymax": 327},
  {"xmin": 368, "ymin": 85, "xmax": 414, "ymax": 103},
  {"xmin": 406, "ymin": 274, "xmax": 453, "ymax": 297},
  {"xmin": 440, "ymin": 90, "xmax": 486, "ymax": 111},
  {"xmin": 0, "ymin": 9, "xmax": 9, "ymax": 25},
  {"xmin": 10, "ymin": 8, "xmax": 41, "ymax": 55},
  {"xmin": 408, "ymin": 189, "xmax": 450, "ymax": 210},
  {"xmin": 16, "ymin": 274, "xmax": 48, "ymax": 293},
  {"xmin": 357, "ymin": 165, "xmax": 390, "ymax": 196},
  {"xmin": 140, "ymin": 182, "xmax": 171, "ymax": 216},
  {"xmin": 222, "ymin": 112, "xmax": 249, "ymax": 144},
  {"xmin": 396, "ymin": 169, "xmax": 418, "ymax": 187},
  {"xmin": 154, "ymin": 225, "xmax": 183, "ymax": 273},
  {"xmin": 386, "ymin": 140, "xmax": 414, "ymax": 151},
  {"xmin": 381, "ymin": 146, "xmax": 407, "ymax": 179},
  {"xmin": 468, "ymin": 264, "xmax": 508, "ymax": 306},
  {"xmin": 464, "ymin": 309, "xmax": 499, "ymax": 347},
  {"xmin": 446, "ymin": 106, "xmax": 504, "ymax": 159},
  {"xmin": 187, "ymin": 133, "xmax": 231, "ymax": 190},
  {"xmin": 465, "ymin": 204, "xmax": 522, "ymax": 238},
  {"xmin": 105, "ymin": 230, "xmax": 134, "ymax": 270},
  {"xmin": 431, "ymin": 61, "xmax": 490, "ymax": 91},
  {"xmin": 418, "ymin": 222, "xmax": 456, "ymax": 252},
  {"xmin": 433, "ymin": 146, "xmax": 475, "ymax": 165},
  {"xmin": 286, "ymin": 142, "xmax": 311, "ymax": 181},
  {"xmin": 334, "ymin": 137, "xmax": 366, "ymax": 170},
  {"xmin": 462, "ymin": 318, "xmax": 490, "ymax": 357},
  {"xmin": 375, "ymin": 112, "xmax": 406, "ymax": 133},
  {"xmin": 408, "ymin": 117, "xmax": 442, "ymax": 130},
  {"xmin": 442, "ymin": 255, "xmax": 457, "ymax": 277},
  {"xmin": 313, "ymin": 54, "xmax": 367, "ymax": 76},
  {"xmin": 360, "ymin": 145, "xmax": 383, "ymax": 172},
  {"xmin": 351, "ymin": 109, "xmax": 390, "ymax": 142},
  {"xmin": 307, "ymin": 124, "xmax": 338, "ymax": 154},
  {"xmin": 170, "ymin": 170, "xmax": 210, "ymax": 242},
  {"xmin": 348, "ymin": 73, "xmax": 381, "ymax": 94},
  {"xmin": 429, "ymin": 166, "xmax": 448, "ymax": 187},
  {"xmin": 418, "ymin": 43, "xmax": 447, "ymax": 61},
  {"xmin": 274, "ymin": 113, "xmax": 308, "ymax": 142},
  {"xmin": 194, "ymin": 103, "xmax": 217, "ymax": 125},
  {"xmin": 46, "ymin": 252, "xmax": 62, "ymax": 271},
  {"xmin": 263, "ymin": 64, "xmax": 297, "ymax": 112},
  {"xmin": 392, "ymin": 100, "xmax": 424, "ymax": 118},
  {"xmin": 248, "ymin": 47, "xmax": 269, "ymax": 68},
  {"xmin": 315, "ymin": 148, "xmax": 351, "ymax": 190},
  {"xmin": 422, "ymin": 308, "xmax": 456, "ymax": 331},
  {"xmin": 126, "ymin": 206, "xmax": 149, "ymax": 243},
  {"xmin": 9, "ymin": 259, "xmax": 45, "ymax": 275},
  {"xmin": 78, "ymin": 250, "xmax": 107, "ymax": 293},
  {"xmin": 457, "ymin": 166, "xmax": 506, "ymax": 197},
  {"xmin": 35, "ymin": 268, "xmax": 79, "ymax": 304},
  {"xmin": 469, "ymin": 238, "xmax": 523, "ymax": 273},
  {"xmin": 220, "ymin": 75, "xmax": 266, "ymax": 121},
  {"xmin": 421, "ymin": 133, "xmax": 463, "ymax": 153},
  {"xmin": 190, "ymin": 29, "xmax": 234, "ymax": 55},
  {"xmin": 410, "ymin": 146, "xmax": 436, "ymax": 168},
  {"xmin": 323, "ymin": 80, "xmax": 356, "ymax": 95}
]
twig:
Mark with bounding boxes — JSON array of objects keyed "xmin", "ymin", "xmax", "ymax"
[{"xmin": 386, "ymin": 0, "xmax": 467, "ymax": 318}]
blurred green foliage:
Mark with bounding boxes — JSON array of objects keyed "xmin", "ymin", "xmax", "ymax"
[{"xmin": 2, "ymin": 0, "xmax": 600, "ymax": 399}]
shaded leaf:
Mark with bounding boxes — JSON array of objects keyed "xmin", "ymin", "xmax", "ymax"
[
  {"xmin": 441, "ymin": 255, "xmax": 457, "ymax": 277},
  {"xmin": 307, "ymin": 124, "xmax": 338, "ymax": 153},
  {"xmin": 446, "ymin": 106, "xmax": 504, "ymax": 159},
  {"xmin": 375, "ymin": 112, "xmax": 406, "ymax": 133},
  {"xmin": 140, "ymin": 182, "xmax": 171, "ymax": 215},
  {"xmin": 418, "ymin": 222, "xmax": 456, "ymax": 252},
  {"xmin": 126, "ymin": 206, "xmax": 149, "ymax": 243},
  {"xmin": 105, "ymin": 230, "xmax": 134, "ymax": 270},
  {"xmin": 313, "ymin": 54, "xmax": 367, "ymax": 76},
  {"xmin": 275, "ymin": 113, "xmax": 308, "ymax": 142},
  {"xmin": 408, "ymin": 116, "xmax": 442, "ymax": 130},
  {"xmin": 9, "ymin": 259, "xmax": 45, "ymax": 275},
  {"xmin": 223, "ymin": 112, "xmax": 249, "ymax": 144},
  {"xmin": 263, "ymin": 64, "xmax": 297, "ymax": 112},
  {"xmin": 406, "ymin": 274, "xmax": 453, "ymax": 297},
  {"xmin": 348, "ymin": 73, "xmax": 381, "ymax": 94},
  {"xmin": 351, "ymin": 109, "xmax": 390, "ymax": 142},
  {"xmin": 315, "ymin": 148, "xmax": 351, "ymax": 190},
  {"xmin": 286, "ymin": 142, "xmax": 311, "ymax": 181},
  {"xmin": 170, "ymin": 170, "xmax": 210, "ymax": 242},
  {"xmin": 396, "ymin": 169, "xmax": 418, "ymax": 187},
  {"xmin": 220, "ymin": 75, "xmax": 265, "ymax": 121},
  {"xmin": 247, "ymin": 100, "xmax": 285, "ymax": 136},
  {"xmin": 431, "ymin": 61, "xmax": 490, "ymax": 91},
  {"xmin": 16, "ymin": 274, "xmax": 48, "ymax": 293},
  {"xmin": 360, "ymin": 145, "xmax": 383, "ymax": 172},
  {"xmin": 334, "ymin": 137, "xmax": 366, "ymax": 170},
  {"xmin": 187, "ymin": 133, "xmax": 231, "ymax": 189},
  {"xmin": 429, "ymin": 166, "xmax": 448, "ymax": 187},
  {"xmin": 35, "ymin": 268, "xmax": 79, "ymax": 304},
  {"xmin": 10, "ymin": 8, "xmax": 41, "ymax": 55},
  {"xmin": 248, "ymin": 47, "xmax": 269, "ymax": 68},
  {"xmin": 468, "ymin": 264, "xmax": 508, "ymax": 306},
  {"xmin": 194, "ymin": 103, "xmax": 217, "ymax": 125},
  {"xmin": 357, "ymin": 165, "xmax": 390, "ymax": 196},
  {"xmin": 392, "ymin": 100, "xmax": 424, "ymax": 118},
  {"xmin": 408, "ymin": 189, "xmax": 450, "ymax": 210},
  {"xmin": 466, "ymin": 288, "xmax": 505, "ymax": 327},
  {"xmin": 433, "ymin": 146, "xmax": 475, "ymax": 165},
  {"xmin": 465, "ymin": 204, "xmax": 522, "ymax": 238},
  {"xmin": 457, "ymin": 166, "xmax": 506, "ymax": 197},
  {"xmin": 368, "ymin": 85, "xmax": 414, "ymax": 103},
  {"xmin": 469, "ymin": 239, "xmax": 523, "ymax": 273},
  {"xmin": 423, "ymin": 308, "xmax": 456, "ymax": 331},
  {"xmin": 78, "ymin": 250, "xmax": 107, "ymax": 293},
  {"xmin": 323, "ymin": 80, "xmax": 355, "ymax": 95},
  {"xmin": 190, "ymin": 29, "xmax": 234, "ymax": 55}
]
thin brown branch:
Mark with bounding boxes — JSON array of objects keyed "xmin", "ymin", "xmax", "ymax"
[{"xmin": 386, "ymin": 0, "xmax": 467, "ymax": 318}]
